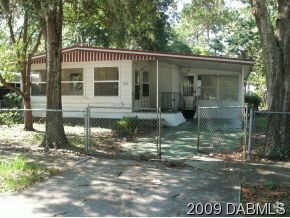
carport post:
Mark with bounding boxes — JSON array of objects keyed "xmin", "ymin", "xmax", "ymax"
[
  {"xmin": 158, "ymin": 107, "xmax": 162, "ymax": 159},
  {"xmin": 156, "ymin": 59, "xmax": 159, "ymax": 108}
]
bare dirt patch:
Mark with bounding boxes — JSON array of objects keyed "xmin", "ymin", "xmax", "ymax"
[{"xmin": 241, "ymin": 184, "xmax": 290, "ymax": 216}]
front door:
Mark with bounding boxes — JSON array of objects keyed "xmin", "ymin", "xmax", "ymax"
[
  {"xmin": 134, "ymin": 68, "xmax": 150, "ymax": 108},
  {"xmin": 182, "ymin": 74, "xmax": 197, "ymax": 110}
]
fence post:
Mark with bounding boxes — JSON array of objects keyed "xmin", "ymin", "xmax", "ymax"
[
  {"xmin": 157, "ymin": 107, "xmax": 162, "ymax": 159},
  {"xmin": 85, "ymin": 106, "xmax": 91, "ymax": 155},
  {"xmin": 197, "ymin": 107, "xmax": 200, "ymax": 152},
  {"xmin": 247, "ymin": 108, "xmax": 253, "ymax": 160},
  {"xmin": 243, "ymin": 104, "xmax": 248, "ymax": 159}
]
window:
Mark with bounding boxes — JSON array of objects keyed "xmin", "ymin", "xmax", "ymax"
[
  {"xmin": 219, "ymin": 75, "xmax": 239, "ymax": 101},
  {"xmin": 183, "ymin": 75, "xmax": 194, "ymax": 96},
  {"xmin": 142, "ymin": 71, "xmax": 150, "ymax": 97},
  {"xmin": 200, "ymin": 75, "xmax": 217, "ymax": 100},
  {"xmin": 31, "ymin": 70, "xmax": 46, "ymax": 96},
  {"xmin": 31, "ymin": 68, "xmax": 84, "ymax": 96},
  {"xmin": 61, "ymin": 68, "xmax": 83, "ymax": 96},
  {"xmin": 135, "ymin": 70, "xmax": 140, "ymax": 100},
  {"xmin": 199, "ymin": 74, "xmax": 239, "ymax": 102},
  {"xmin": 94, "ymin": 67, "xmax": 119, "ymax": 96}
]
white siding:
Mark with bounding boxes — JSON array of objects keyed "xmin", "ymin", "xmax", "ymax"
[{"xmin": 31, "ymin": 61, "xmax": 133, "ymax": 109}]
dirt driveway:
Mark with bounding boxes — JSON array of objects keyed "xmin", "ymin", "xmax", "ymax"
[{"xmin": 0, "ymin": 157, "xmax": 241, "ymax": 217}]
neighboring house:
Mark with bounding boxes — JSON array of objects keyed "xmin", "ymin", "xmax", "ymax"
[
  {"xmin": 30, "ymin": 45, "xmax": 254, "ymax": 126},
  {"xmin": 0, "ymin": 72, "xmax": 21, "ymax": 108}
]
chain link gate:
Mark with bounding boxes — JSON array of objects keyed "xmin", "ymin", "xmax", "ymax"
[
  {"xmin": 197, "ymin": 106, "xmax": 248, "ymax": 155},
  {"xmin": 84, "ymin": 106, "xmax": 162, "ymax": 159}
]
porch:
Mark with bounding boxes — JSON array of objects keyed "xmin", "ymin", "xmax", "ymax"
[{"xmin": 131, "ymin": 58, "xmax": 246, "ymax": 122}]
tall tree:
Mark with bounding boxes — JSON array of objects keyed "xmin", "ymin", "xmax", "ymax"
[
  {"xmin": 41, "ymin": 0, "xmax": 68, "ymax": 149},
  {"xmin": 0, "ymin": 0, "xmax": 43, "ymax": 130},
  {"xmin": 62, "ymin": 0, "xmax": 173, "ymax": 51},
  {"xmin": 250, "ymin": 0, "xmax": 290, "ymax": 159},
  {"xmin": 175, "ymin": 0, "xmax": 231, "ymax": 55}
]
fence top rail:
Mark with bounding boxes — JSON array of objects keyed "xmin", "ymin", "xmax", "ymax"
[
  {"xmin": 255, "ymin": 111, "xmax": 290, "ymax": 115},
  {"xmin": 0, "ymin": 108, "xmax": 85, "ymax": 113},
  {"xmin": 198, "ymin": 106, "xmax": 245, "ymax": 109},
  {"xmin": 88, "ymin": 106, "xmax": 160, "ymax": 111}
]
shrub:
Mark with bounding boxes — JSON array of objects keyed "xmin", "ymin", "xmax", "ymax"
[
  {"xmin": 0, "ymin": 110, "xmax": 22, "ymax": 126},
  {"xmin": 245, "ymin": 92, "xmax": 262, "ymax": 111},
  {"xmin": 112, "ymin": 116, "xmax": 138, "ymax": 137},
  {"xmin": 2, "ymin": 92, "xmax": 22, "ymax": 108}
]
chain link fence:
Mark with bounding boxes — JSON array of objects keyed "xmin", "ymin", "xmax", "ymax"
[
  {"xmin": 86, "ymin": 106, "xmax": 161, "ymax": 159},
  {"xmin": 248, "ymin": 110, "xmax": 290, "ymax": 160},
  {"xmin": 2, "ymin": 106, "xmax": 289, "ymax": 161},
  {"xmin": 197, "ymin": 106, "xmax": 247, "ymax": 155},
  {"xmin": 0, "ymin": 108, "xmax": 86, "ymax": 154},
  {"xmin": 0, "ymin": 107, "xmax": 162, "ymax": 159}
]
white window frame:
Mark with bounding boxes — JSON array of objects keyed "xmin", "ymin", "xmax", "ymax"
[
  {"xmin": 31, "ymin": 68, "xmax": 85, "ymax": 96},
  {"xmin": 61, "ymin": 68, "xmax": 84, "ymax": 96},
  {"xmin": 94, "ymin": 66, "xmax": 120, "ymax": 97},
  {"xmin": 142, "ymin": 70, "xmax": 150, "ymax": 97},
  {"xmin": 134, "ymin": 69, "xmax": 141, "ymax": 100},
  {"xmin": 31, "ymin": 70, "xmax": 47, "ymax": 96}
]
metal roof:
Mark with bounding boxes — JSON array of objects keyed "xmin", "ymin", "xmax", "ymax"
[{"xmin": 32, "ymin": 45, "xmax": 255, "ymax": 66}]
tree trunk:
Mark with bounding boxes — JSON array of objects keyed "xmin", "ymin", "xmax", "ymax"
[
  {"xmin": 22, "ymin": 54, "xmax": 34, "ymax": 131},
  {"xmin": 23, "ymin": 98, "xmax": 33, "ymax": 130},
  {"xmin": 0, "ymin": 3, "xmax": 44, "ymax": 131},
  {"xmin": 250, "ymin": 0, "xmax": 290, "ymax": 159},
  {"xmin": 41, "ymin": 0, "xmax": 69, "ymax": 149}
]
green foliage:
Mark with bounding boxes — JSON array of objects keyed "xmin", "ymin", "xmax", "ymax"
[
  {"xmin": 245, "ymin": 92, "xmax": 262, "ymax": 110},
  {"xmin": 174, "ymin": 0, "xmax": 233, "ymax": 55},
  {"xmin": 0, "ymin": 155, "xmax": 59, "ymax": 192},
  {"xmin": 266, "ymin": 181, "xmax": 276, "ymax": 190},
  {"xmin": 2, "ymin": 92, "xmax": 22, "ymax": 108},
  {"xmin": 112, "ymin": 116, "xmax": 138, "ymax": 136},
  {"xmin": 166, "ymin": 30, "xmax": 193, "ymax": 54},
  {"xmin": 0, "ymin": 110, "xmax": 22, "ymax": 126},
  {"xmin": 63, "ymin": 0, "xmax": 173, "ymax": 51}
]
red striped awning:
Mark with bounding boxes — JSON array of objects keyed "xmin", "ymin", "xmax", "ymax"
[
  {"xmin": 31, "ymin": 45, "xmax": 254, "ymax": 65},
  {"xmin": 32, "ymin": 47, "xmax": 156, "ymax": 64}
]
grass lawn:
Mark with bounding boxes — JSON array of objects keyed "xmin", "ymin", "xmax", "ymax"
[
  {"xmin": 0, "ymin": 156, "xmax": 59, "ymax": 192},
  {"xmin": 242, "ymin": 183, "xmax": 290, "ymax": 216}
]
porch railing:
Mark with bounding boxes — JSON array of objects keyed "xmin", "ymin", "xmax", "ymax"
[
  {"xmin": 159, "ymin": 92, "xmax": 185, "ymax": 111},
  {"xmin": 132, "ymin": 92, "xmax": 185, "ymax": 112}
]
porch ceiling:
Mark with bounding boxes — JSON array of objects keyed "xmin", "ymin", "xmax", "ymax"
[{"xmin": 160, "ymin": 57, "xmax": 252, "ymax": 79}]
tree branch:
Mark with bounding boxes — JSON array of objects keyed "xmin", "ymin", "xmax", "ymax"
[
  {"xmin": 0, "ymin": 0, "xmax": 16, "ymax": 43},
  {"xmin": 30, "ymin": 29, "xmax": 43, "ymax": 56},
  {"xmin": 18, "ymin": 25, "xmax": 24, "ymax": 42},
  {"xmin": 7, "ymin": 14, "xmax": 16, "ymax": 44},
  {"xmin": 22, "ymin": 10, "xmax": 29, "ymax": 54}
]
